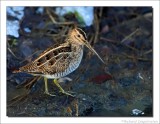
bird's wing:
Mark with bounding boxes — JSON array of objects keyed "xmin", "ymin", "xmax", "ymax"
[
  {"xmin": 38, "ymin": 52, "xmax": 72, "ymax": 75},
  {"xmin": 18, "ymin": 42, "xmax": 72, "ymax": 75}
]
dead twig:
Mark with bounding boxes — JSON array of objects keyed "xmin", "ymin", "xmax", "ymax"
[
  {"xmin": 46, "ymin": 8, "xmax": 75, "ymax": 25},
  {"xmin": 20, "ymin": 50, "xmax": 41, "ymax": 64},
  {"xmin": 123, "ymin": 53, "xmax": 152, "ymax": 61},
  {"xmin": 8, "ymin": 90, "xmax": 30, "ymax": 107},
  {"xmin": 7, "ymin": 42, "xmax": 21, "ymax": 60},
  {"xmin": 17, "ymin": 76, "xmax": 41, "ymax": 89},
  {"xmin": 74, "ymin": 99, "xmax": 79, "ymax": 117},
  {"xmin": 8, "ymin": 76, "xmax": 41, "ymax": 107},
  {"xmin": 123, "ymin": 44, "xmax": 139, "ymax": 52},
  {"xmin": 99, "ymin": 7, "xmax": 103, "ymax": 18},
  {"xmin": 120, "ymin": 28, "xmax": 141, "ymax": 52},
  {"xmin": 100, "ymin": 37, "xmax": 117, "ymax": 44},
  {"xmin": 93, "ymin": 12, "xmax": 99, "ymax": 44},
  {"xmin": 121, "ymin": 28, "xmax": 140, "ymax": 43},
  {"xmin": 7, "ymin": 47, "xmax": 21, "ymax": 60},
  {"xmin": 141, "ymin": 49, "xmax": 152, "ymax": 56}
]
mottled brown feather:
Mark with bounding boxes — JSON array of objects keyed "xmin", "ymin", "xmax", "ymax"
[{"xmin": 19, "ymin": 42, "xmax": 72, "ymax": 75}]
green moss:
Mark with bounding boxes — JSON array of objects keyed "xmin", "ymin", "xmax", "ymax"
[{"xmin": 74, "ymin": 11, "xmax": 85, "ymax": 26}]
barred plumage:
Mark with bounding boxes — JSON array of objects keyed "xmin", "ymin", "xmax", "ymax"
[{"xmin": 13, "ymin": 27, "xmax": 104, "ymax": 97}]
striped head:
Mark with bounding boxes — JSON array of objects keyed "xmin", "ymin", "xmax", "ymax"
[{"xmin": 68, "ymin": 28, "xmax": 105, "ymax": 64}]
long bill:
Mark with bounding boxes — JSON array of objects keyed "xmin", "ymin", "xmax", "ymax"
[{"xmin": 83, "ymin": 40, "xmax": 105, "ymax": 64}]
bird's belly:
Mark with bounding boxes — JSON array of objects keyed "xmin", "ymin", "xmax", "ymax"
[{"xmin": 44, "ymin": 50, "xmax": 83, "ymax": 79}]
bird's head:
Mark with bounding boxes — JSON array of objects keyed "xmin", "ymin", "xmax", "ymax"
[{"xmin": 69, "ymin": 28, "xmax": 105, "ymax": 64}]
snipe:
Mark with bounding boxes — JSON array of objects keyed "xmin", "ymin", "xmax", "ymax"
[{"xmin": 13, "ymin": 27, "xmax": 105, "ymax": 97}]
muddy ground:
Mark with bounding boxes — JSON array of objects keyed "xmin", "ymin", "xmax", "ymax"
[{"xmin": 7, "ymin": 7, "xmax": 153, "ymax": 117}]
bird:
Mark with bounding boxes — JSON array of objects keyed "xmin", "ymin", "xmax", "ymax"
[{"xmin": 13, "ymin": 27, "xmax": 105, "ymax": 97}]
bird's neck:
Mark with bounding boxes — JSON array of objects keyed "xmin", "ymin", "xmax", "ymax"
[
  {"xmin": 66, "ymin": 38, "xmax": 84, "ymax": 52},
  {"xmin": 71, "ymin": 42, "xmax": 84, "ymax": 53}
]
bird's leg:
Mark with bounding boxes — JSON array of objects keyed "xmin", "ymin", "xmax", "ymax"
[
  {"xmin": 53, "ymin": 79, "xmax": 75, "ymax": 97},
  {"xmin": 44, "ymin": 77, "xmax": 56, "ymax": 96}
]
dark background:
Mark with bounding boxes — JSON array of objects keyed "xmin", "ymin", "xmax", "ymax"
[{"xmin": 7, "ymin": 7, "xmax": 153, "ymax": 117}]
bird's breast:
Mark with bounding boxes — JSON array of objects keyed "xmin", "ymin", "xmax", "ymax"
[
  {"xmin": 44, "ymin": 45, "xmax": 84, "ymax": 79},
  {"xmin": 69, "ymin": 46, "xmax": 83, "ymax": 72}
]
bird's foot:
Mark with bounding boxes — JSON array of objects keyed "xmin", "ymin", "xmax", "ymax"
[
  {"xmin": 60, "ymin": 90, "xmax": 75, "ymax": 97},
  {"xmin": 44, "ymin": 91, "xmax": 56, "ymax": 96}
]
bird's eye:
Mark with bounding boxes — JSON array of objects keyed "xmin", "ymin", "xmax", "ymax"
[{"xmin": 77, "ymin": 34, "xmax": 81, "ymax": 38}]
